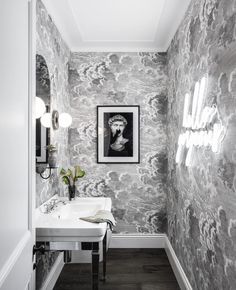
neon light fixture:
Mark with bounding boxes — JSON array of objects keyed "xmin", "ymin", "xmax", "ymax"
[{"xmin": 176, "ymin": 74, "xmax": 226, "ymax": 167}]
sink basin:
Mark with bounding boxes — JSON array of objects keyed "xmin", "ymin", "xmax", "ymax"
[
  {"xmin": 51, "ymin": 200, "xmax": 105, "ymax": 220},
  {"xmin": 36, "ymin": 195, "xmax": 112, "ymax": 242}
]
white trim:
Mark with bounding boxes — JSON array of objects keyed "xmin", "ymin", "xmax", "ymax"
[
  {"xmin": 71, "ymin": 46, "xmax": 166, "ymax": 52},
  {"xmin": 0, "ymin": 232, "xmax": 31, "ymax": 288},
  {"xmin": 28, "ymin": 0, "xmax": 36, "ymax": 233},
  {"xmin": 40, "ymin": 252, "xmax": 64, "ymax": 290},
  {"xmin": 28, "ymin": 1, "xmax": 36, "ymax": 288},
  {"xmin": 109, "ymin": 234, "xmax": 166, "ymax": 248},
  {"xmin": 165, "ymin": 238, "xmax": 192, "ymax": 290}
]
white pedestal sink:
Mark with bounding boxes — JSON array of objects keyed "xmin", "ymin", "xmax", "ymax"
[
  {"xmin": 36, "ymin": 195, "xmax": 112, "ymax": 241},
  {"xmin": 35, "ymin": 195, "xmax": 112, "ymax": 290}
]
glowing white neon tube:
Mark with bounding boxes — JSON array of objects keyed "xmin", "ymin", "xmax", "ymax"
[
  {"xmin": 185, "ymin": 145, "xmax": 194, "ymax": 167},
  {"xmin": 191, "ymin": 82, "xmax": 200, "ymax": 129},
  {"xmin": 212, "ymin": 123, "xmax": 225, "ymax": 153},
  {"xmin": 176, "ymin": 133, "xmax": 188, "ymax": 164},
  {"xmin": 176, "ymin": 145, "xmax": 183, "ymax": 164},
  {"xmin": 194, "ymin": 76, "xmax": 207, "ymax": 129},
  {"xmin": 183, "ymin": 93, "xmax": 191, "ymax": 128},
  {"xmin": 208, "ymin": 105, "xmax": 217, "ymax": 124},
  {"xmin": 200, "ymin": 106, "xmax": 210, "ymax": 128}
]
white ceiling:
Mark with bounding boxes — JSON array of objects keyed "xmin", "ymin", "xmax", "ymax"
[{"xmin": 42, "ymin": 0, "xmax": 191, "ymax": 52}]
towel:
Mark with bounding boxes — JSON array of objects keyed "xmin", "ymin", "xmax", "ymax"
[{"xmin": 80, "ymin": 210, "xmax": 116, "ymax": 230}]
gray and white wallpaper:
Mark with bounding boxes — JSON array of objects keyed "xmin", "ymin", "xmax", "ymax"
[
  {"xmin": 167, "ymin": 0, "xmax": 236, "ymax": 289},
  {"xmin": 36, "ymin": 0, "xmax": 71, "ymax": 288},
  {"xmin": 36, "ymin": 0, "xmax": 71, "ymax": 207},
  {"xmin": 69, "ymin": 52, "xmax": 168, "ymax": 234}
]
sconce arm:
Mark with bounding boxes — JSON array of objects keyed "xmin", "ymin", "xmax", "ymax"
[{"xmin": 39, "ymin": 167, "xmax": 52, "ymax": 179}]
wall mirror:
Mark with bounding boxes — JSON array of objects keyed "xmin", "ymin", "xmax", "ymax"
[{"xmin": 36, "ymin": 54, "xmax": 50, "ymax": 164}]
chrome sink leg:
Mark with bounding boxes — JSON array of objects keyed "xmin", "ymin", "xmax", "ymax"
[
  {"xmin": 92, "ymin": 242, "xmax": 99, "ymax": 290},
  {"xmin": 63, "ymin": 250, "xmax": 72, "ymax": 263},
  {"xmin": 102, "ymin": 231, "xmax": 107, "ymax": 282}
]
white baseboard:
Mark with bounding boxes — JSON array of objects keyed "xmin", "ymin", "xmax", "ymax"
[
  {"xmin": 109, "ymin": 234, "xmax": 166, "ymax": 248},
  {"xmin": 165, "ymin": 238, "xmax": 192, "ymax": 290},
  {"xmin": 40, "ymin": 252, "xmax": 64, "ymax": 290}
]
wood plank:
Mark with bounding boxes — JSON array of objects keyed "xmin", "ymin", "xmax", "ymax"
[{"xmin": 54, "ymin": 249, "xmax": 180, "ymax": 290}]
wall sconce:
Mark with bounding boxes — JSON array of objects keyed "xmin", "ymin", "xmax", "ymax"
[
  {"xmin": 40, "ymin": 112, "xmax": 51, "ymax": 127},
  {"xmin": 35, "ymin": 97, "xmax": 72, "ymax": 179},
  {"xmin": 59, "ymin": 112, "xmax": 73, "ymax": 128},
  {"xmin": 36, "ymin": 165, "xmax": 56, "ymax": 179},
  {"xmin": 40, "ymin": 110, "xmax": 72, "ymax": 129},
  {"xmin": 35, "ymin": 97, "xmax": 46, "ymax": 118},
  {"xmin": 36, "ymin": 144, "xmax": 58, "ymax": 179},
  {"xmin": 37, "ymin": 109, "xmax": 72, "ymax": 180}
]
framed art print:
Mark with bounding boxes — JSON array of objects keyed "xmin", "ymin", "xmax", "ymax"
[{"xmin": 97, "ymin": 105, "xmax": 140, "ymax": 163}]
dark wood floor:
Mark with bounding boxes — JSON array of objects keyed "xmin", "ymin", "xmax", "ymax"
[{"xmin": 54, "ymin": 249, "xmax": 180, "ymax": 290}]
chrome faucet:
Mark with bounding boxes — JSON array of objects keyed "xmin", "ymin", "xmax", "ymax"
[{"xmin": 43, "ymin": 199, "xmax": 67, "ymax": 214}]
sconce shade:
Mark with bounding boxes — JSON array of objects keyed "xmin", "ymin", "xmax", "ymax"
[
  {"xmin": 59, "ymin": 113, "xmax": 72, "ymax": 128},
  {"xmin": 40, "ymin": 112, "xmax": 51, "ymax": 128},
  {"xmin": 35, "ymin": 97, "xmax": 46, "ymax": 118}
]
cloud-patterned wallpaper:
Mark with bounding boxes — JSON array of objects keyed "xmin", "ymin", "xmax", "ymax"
[
  {"xmin": 36, "ymin": 0, "xmax": 71, "ymax": 288},
  {"xmin": 167, "ymin": 0, "xmax": 236, "ymax": 289},
  {"xmin": 36, "ymin": 0, "xmax": 71, "ymax": 208},
  {"xmin": 69, "ymin": 52, "xmax": 168, "ymax": 234}
]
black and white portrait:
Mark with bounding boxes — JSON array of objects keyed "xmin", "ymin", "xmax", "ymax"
[
  {"xmin": 105, "ymin": 113, "xmax": 133, "ymax": 157},
  {"xmin": 97, "ymin": 106, "xmax": 140, "ymax": 163}
]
